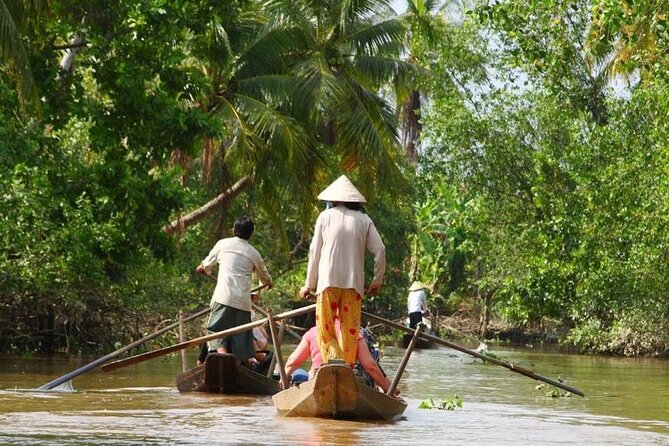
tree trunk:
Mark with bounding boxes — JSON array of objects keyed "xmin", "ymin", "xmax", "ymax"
[
  {"xmin": 478, "ymin": 289, "xmax": 493, "ymax": 340},
  {"xmin": 401, "ymin": 89, "xmax": 422, "ymax": 162},
  {"xmin": 162, "ymin": 175, "xmax": 253, "ymax": 235}
]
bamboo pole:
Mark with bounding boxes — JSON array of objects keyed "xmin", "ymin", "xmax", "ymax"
[
  {"xmin": 267, "ymin": 321, "xmax": 286, "ymax": 379},
  {"xmin": 387, "ymin": 324, "xmax": 422, "ymax": 396},
  {"xmin": 101, "ymin": 304, "xmax": 316, "ymax": 372},
  {"xmin": 38, "ymin": 284, "xmax": 272, "ymax": 390},
  {"xmin": 362, "ymin": 311, "xmax": 585, "ymax": 397},
  {"xmin": 252, "ymin": 304, "xmax": 302, "ymax": 342},
  {"xmin": 178, "ymin": 311, "xmax": 187, "ymax": 372},
  {"xmin": 267, "ymin": 311, "xmax": 288, "ymax": 389}
]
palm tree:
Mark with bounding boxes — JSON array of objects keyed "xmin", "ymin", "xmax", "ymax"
[
  {"xmin": 262, "ymin": 0, "xmax": 412, "ymax": 199},
  {"xmin": 587, "ymin": 0, "xmax": 669, "ymax": 81},
  {"xmin": 398, "ymin": 0, "xmax": 445, "ymax": 162},
  {"xmin": 0, "ymin": 0, "xmax": 45, "ymax": 110},
  {"xmin": 167, "ymin": 0, "xmax": 413, "ymax": 238},
  {"xmin": 163, "ymin": 2, "xmax": 314, "ymax": 241}
]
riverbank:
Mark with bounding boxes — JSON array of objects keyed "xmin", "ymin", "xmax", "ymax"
[{"xmin": 433, "ymin": 310, "xmax": 669, "ymax": 359}]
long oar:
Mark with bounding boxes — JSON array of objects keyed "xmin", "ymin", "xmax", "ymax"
[
  {"xmin": 362, "ymin": 311, "xmax": 585, "ymax": 397},
  {"xmin": 38, "ymin": 283, "xmax": 268, "ymax": 390},
  {"xmin": 101, "ymin": 304, "xmax": 316, "ymax": 372},
  {"xmin": 37, "ymin": 306, "xmax": 209, "ymax": 391}
]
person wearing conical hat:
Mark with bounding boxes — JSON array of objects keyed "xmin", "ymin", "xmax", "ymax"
[
  {"xmin": 299, "ymin": 175, "xmax": 386, "ymax": 367},
  {"xmin": 407, "ymin": 281, "xmax": 430, "ymax": 329}
]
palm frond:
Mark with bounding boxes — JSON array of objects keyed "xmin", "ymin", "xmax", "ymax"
[
  {"xmin": 335, "ymin": 81, "xmax": 399, "ymax": 184},
  {"xmin": 233, "ymin": 92, "xmax": 310, "ymax": 163},
  {"xmin": 3, "ymin": 0, "xmax": 47, "ymax": 30},
  {"xmin": 0, "ymin": 0, "xmax": 37, "ymax": 109},
  {"xmin": 206, "ymin": 17, "xmax": 233, "ymax": 76},
  {"xmin": 293, "ymin": 56, "xmax": 343, "ymax": 122},
  {"xmin": 236, "ymin": 73, "xmax": 304, "ymax": 113},
  {"xmin": 341, "ymin": 0, "xmax": 395, "ymax": 23},
  {"xmin": 235, "ymin": 25, "xmax": 307, "ymax": 81},
  {"xmin": 352, "ymin": 54, "xmax": 415, "ymax": 86},
  {"xmin": 347, "ymin": 18, "xmax": 407, "ymax": 56}
]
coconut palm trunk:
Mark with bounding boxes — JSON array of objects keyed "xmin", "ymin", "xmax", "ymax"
[{"xmin": 162, "ymin": 176, "xmax": 252, "ymax": 235}]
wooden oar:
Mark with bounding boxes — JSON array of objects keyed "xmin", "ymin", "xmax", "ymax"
[
  {"xmin": 101, "ymin": 304, "xmax": 316, "ymax": 372},
  {"xmin": 387, "ymin": 324, "xmax": 422, "ymax": 396},
  {"xmin": 38, "ymin": 283, "xmax": 271, "ymax": 390},
  {"xmin": 37, "ymin": 306, "xmax": 210, "ymax": 391},
  {"xmin": 362, "ymin": 311, "xmax": 586, "ymax": 397}
]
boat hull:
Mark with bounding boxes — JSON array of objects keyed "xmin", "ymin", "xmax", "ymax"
[
  {"xmin": 401, "ymin": 332, "xmax": 435, "ymax": 349},
  {"xmin": 272, "ymin": 363, "xmax": 407, "ymax": 420},
  {"xmin": 176, "ymin": 353, "xmax": 280, "ymax": 395}
]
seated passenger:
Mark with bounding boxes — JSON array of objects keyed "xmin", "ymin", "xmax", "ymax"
[{"xmin": 282, "ymin": 322, "xmax": 399, "ymax": 396}]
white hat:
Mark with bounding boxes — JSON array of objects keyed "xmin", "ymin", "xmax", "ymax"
[
  {"xmin": 317, "ymin": 175, "xmax": 366, "ymax": 203},
  {"xmin": 409, "ymin": 281, "xmax": 427, "ymax": 291}
]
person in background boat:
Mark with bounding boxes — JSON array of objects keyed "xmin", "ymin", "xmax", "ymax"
[
  {"xmin": 249, "ymin": 292, "xmax": 274, "ymax": 373},
  {"xmin": 299, "ymin": 175, "xmax": 386, "ymax": 367},
  {"xmin": 407, "ymin": 281, "xmax": 430, "ymax": 329},
  {"xmin": 196, "ymin": 216, "xmax": 273, "ymax": 366},
  {"xmin": 250, "ymin": 292, "xmax": 269, "ymax": 353},
  {"xmin": 281, "ymin": 322, "xmax": 399, "ymax": 396}
]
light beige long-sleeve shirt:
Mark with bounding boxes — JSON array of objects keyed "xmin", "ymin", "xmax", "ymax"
[
  {"xmin": 201, "ymin": 237, "xmax": 271, "ymax": 311},
  {"xmin": 305, "ymin": 206, "xmax": 386, "ymax": 297}
]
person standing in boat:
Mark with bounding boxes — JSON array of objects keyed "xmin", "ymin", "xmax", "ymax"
[
  {"xmin": 196, "ymin": 216, "xmax": 273, "ymax": 365},
  {"xmin": 407, "ymin": 281, "xmax": 430, "ymax": 329},
  {"xmin": 299, "ymin": 175, "xmax": 386, "ymax": 367}
]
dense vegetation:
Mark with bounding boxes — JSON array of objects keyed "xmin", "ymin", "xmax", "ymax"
[{"xmin": 1, "ymin": 0, "xmax": 667, "ymax": 357}]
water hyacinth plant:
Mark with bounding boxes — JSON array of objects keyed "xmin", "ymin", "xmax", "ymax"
[{"xmin": 418, "ymin": 395, "xmax": 463, "ymax": 410}]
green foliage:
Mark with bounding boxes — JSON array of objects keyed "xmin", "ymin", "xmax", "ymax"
[
  {"xmin": 376, "ymin": 329, "xmax": 405, "ymax": 344},
  {"xmin": 1, "ymin": 0, "xmax": 416, "ymax": 353},
  {"xmin": 419, "ymin": 3, "xmax": 669, "ymax": 355},
  {"xmin": 588, "ymin": 0, "xmax": 669, "ymax": 79},
  {"xmin": 2, "ymin": 0, "xmax": 669, "ymax": 359},
  {"xmin": 418, "ymin": 395, "xmax": 463, "ymax": 410}
]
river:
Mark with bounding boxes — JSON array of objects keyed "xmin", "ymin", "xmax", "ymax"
[{"xmin": 0, "ymin": 343, "xmax": 667, "ymax": 445}]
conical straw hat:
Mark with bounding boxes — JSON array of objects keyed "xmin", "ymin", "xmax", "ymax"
[
  {"xmin": 409, "ymin": 281, "xmax": 427, "ymax": 291},
  {"xmin": 317, "ymin": 175, "xmax": 366, "ymax": 203}
]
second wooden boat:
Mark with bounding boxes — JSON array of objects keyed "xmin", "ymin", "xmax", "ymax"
[
  {"xmin": 401, "ymin": 332, "xmax": 434, "ymax": 349},
  {"xmin": 401, "ymin": 318, "xmax": 436, "ymax": 349},
  {"xmin": 176, "ymin": 353, "xmax": 280, "ymax": 395},
  {"xmin": 272, "ymin": 362, "xmax": 407, "ymax": 420}
]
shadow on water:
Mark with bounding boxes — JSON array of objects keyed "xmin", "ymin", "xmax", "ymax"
[{"xmin": 0, "ymin": 345, "xmax": 668, "ymax": 445}]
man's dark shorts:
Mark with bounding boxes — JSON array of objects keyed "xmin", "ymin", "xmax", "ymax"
[{"xmin": 206, "ymin": 303, "xmax": 255, "ymax": 361}]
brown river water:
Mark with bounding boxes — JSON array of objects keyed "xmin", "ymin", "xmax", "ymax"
[{"xmin": 0, "ymin": 343, "xmax": 668, "ymax": 445}]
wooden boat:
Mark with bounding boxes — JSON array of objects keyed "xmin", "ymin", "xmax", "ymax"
[
  {"xmin": 401, "ymin": 317, "xmax": 436, "ymax": 349},
  {"xmin": 176, "ymin": 353, "xmax": 280, "ymax": 395},
  {"xmin": 401, "ymin": 332, "xmax": 434, "ymax": 349},
  {"xmin": 272, "ymin": 362, "xmax": 407, "ymax": 420}
]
